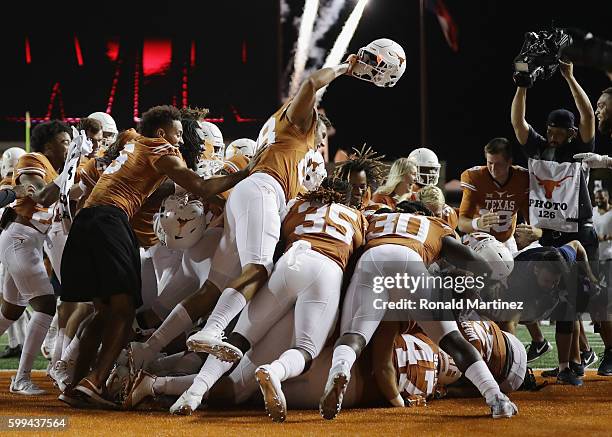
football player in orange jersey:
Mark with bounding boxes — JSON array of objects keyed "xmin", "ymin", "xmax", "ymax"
[
  {"xmin": 126, "ymin": 178, "xmax": 367, "ymax": 416},
  {"xmin": 54, "ymin": 105, "xmax": 258, "ymax": 408},
  {"xmin": 372, "ymin": 157, "xmax": 417, "ymax": 209},
  {"xmin": 372, "ymin": 318, "xmax": 527, "ymax": 408},
  {"xmin": 169, "ymin": 178, "xmax": 366, "ymax": 418},
  {"xmin": 184, "ymin": 59, "xmax": 360, "ymax": 363},
  {"xmin": 333, "ymin": 145, "xmax": 388, "ymax": 216},
  {"xmin": 0, "ymin": 120, "xmax": 71, "ymax": 395},
  {"xmin": 319, "ymin": 201, "xmax": 518, "ymax": 420},
  {"xmin": 458, "ymin": 137, "xmax": 530, "ymax": 254}
]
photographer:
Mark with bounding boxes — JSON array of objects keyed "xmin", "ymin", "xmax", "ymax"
[{"xmin": 510, "ymin": 60, "xmax": 607, "ymax": 383}]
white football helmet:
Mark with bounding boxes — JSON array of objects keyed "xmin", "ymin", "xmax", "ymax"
[
  {"xmin": 409, "ymin": 148, "xmax": 441, "ymax": 186},
  {"xmin": 196, "ymin": 158, "xmax": 225, "ymax": 179},
  {"xmin": 196, "ymin": 121, "xmax": 225, "ymax": 158},
  {"xmin": 154, "ymin": 195, "xmax": 206, "ymax": 250},
  {"xmin": 300, "ymin": 150, "xmax": 327, "ymax": 191},
  {"xmin": 499, "ymin": 331, "xmax": 527, "ymax": 393},
  {"xmin": 352, "ymin": 38, "xmax": 407, "ymax": 88},
  {"xmin": 225, "ymin": 138, "xmax": 256, "ymax": 159},
  {"xmin": 463, "ymin": 232, "xmax": 514, "ymax": 281},
  {"xmin": 88, "ymin": 112, "xmax": 118, "ymax": 142},
  {"xmin": 1, "ymin": 147, "xmax": 26, "ymax": 179}
]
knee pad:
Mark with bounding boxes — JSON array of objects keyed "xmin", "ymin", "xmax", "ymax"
[{"xmin": 295, "ymin": 347, "xmax": 314, "ymax": 373}]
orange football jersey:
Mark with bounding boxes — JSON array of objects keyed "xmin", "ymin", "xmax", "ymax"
[
  {"xmin": 441, "ymin": 205, "xmax": 459, "ymax": 229},
  {"xmin": 460, "ymin": 165, "xmax": 529, "ymax": 242},
  {"xmin": 13, "ymin": 153, "xmax": 58, "ymax": 230},
  {"xmin": 365, "ymin": 213, "xmax": 455, "ymax": 266},
  {"xmin": 131, "ymin": 199, "xmax": 162, "ymax": 248},
  {"xmin": 0, "ymin": 176, "xmax": 13, "ymax": 189},
  {"xmin": 282, "ymin": 199, "xmax": 367, "ymax": 269},
  {"xmin": 371, "ymin": 192, "xmax": 397, "ymax": 209},
  {"xmin": 253, "ymin": 101, "xmax": 317, "ymax": 201},
  {"xmin": 218, "ymin": 154, "xmax": 249, "ymax": 201},
  {"xmin": 393, "ymin": 331, "xmax": 440, "ymax": 400},
  {"xmin": 457, "ymin": 319, "xmax": 507, "ymax": 381},
  {"xmin": 85, "ymin": 136, "xmax": 181, "ymax": 218}
]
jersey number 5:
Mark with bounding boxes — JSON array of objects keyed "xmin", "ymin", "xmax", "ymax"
[
  {"xmin": 256, "ymin": 116, "xmax": 276, "ymax": 151},
  {"xmin": 104, "ymin": 143, "xmax": 135, "ymax": 175}
]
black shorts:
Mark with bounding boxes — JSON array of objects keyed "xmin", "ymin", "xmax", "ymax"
[{"xmin": 60, "ymin": 205, "xmax": 142, "ymax": 307}]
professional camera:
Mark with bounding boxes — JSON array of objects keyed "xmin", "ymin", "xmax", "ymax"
[
  {"xmin": 513, "ymin": 27, "xmax": 572, "ymax": 88},
  {"xmin": 562, "ymin": 28, "xmax": 612, "ymax": 72}
]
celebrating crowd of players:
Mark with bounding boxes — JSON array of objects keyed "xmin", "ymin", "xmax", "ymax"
[{"xmin": 0, "ymin": 38, "xmax": 611, "ymax": 423}]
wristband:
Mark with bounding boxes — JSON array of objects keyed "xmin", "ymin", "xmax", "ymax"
[{"xmin": 472, "ymin": 217, "xmax": 481, "ymax": 231}]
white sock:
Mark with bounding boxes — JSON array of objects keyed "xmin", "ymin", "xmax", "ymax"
[
  {"xmin": 464, "ymin": 360, "xmax": 503, "ymax": 405},
  {"xmin": 203, "ymin": 288, "xmax": 246, "ymax": 332},
  {"xmin": 7, "ymin": 323, "xmax": 19, "ymax": 348},
  {"xmin": 0, "ymin": 312, "xmax": 15, "ymax": 337},
  {"xmin": 190, "ymin": 355, "xmax": 233, "ymax": 398},
  {"xmin": 559, "ymin": 362, "xmax": 569, "ymax": 371},
  {"xmin": 146, "ymin": 304, "xmax": 193, "ymax": 354},
  {"xmin": 52, "ymin": 328, "xmax": 65, "ymax": 364},
  {"xmin": 62, "ymin": 334, "xmax": 72, "ymax": 355},
  {"xmin": 269, "ymin": 349, "xmax": 306, "ymax": 382},
  {"xmin": 16, "ymin": 312, "xmax": 53, "ymax": 381},
  {"xmin": 61, "ymin": 336, "xmax": 80, "ymax": 363},
  {"xmin": 331, "ymin": 345, "xmax": 357, "ymax": 371},
  {"xmin": 154, "ymin": 375, "xmax": 197, "ymax": 396},
  {"xmin": 15, "ymin": 311, "xmax": 29, "ymax": 345}
]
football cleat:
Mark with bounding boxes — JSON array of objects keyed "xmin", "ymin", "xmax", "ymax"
[
  {"xmin": 186, "ymin": 329, "xmax": 243, "ymax": 363},
  {"xmin": 581, "ymin": 348, "xmax": 598, "ymax": 369},
  {"xmin": 526, "ymin": 340, "xmax": 552, "ymax": 363},
  {"xmin": 597, "ymin": 348, "xmax": 612, "ymax": 376},
  {"xmin": 106, "ymin": 364, "xmax": 132, "ymax": 404},
  {"xmin": 0, "ymin": 345, "xmax": 22, "ymax": 359},
  {"xmin": 128, "ymin": 342, "xmax": 156, "ymax": 372},
  {"xmin": 255, "ymin": 365, "xmax": 287, "ymax": 423},
  {"xmin": 9, "ymin": 376, "xmax": 46, "ymax": 396},
  {"xmin": 557, "ymin": 368, "xmax": 583, "ymax": 386},
  {"xmin": 75, "ymin": 378, "xmax": 120, "ymax": 409},
  {"xmin": 489, "ymin": 394, "xmax": 518, "ymax": 419},
  {"xmin": 52, "ymin": 359, "xmax": 75, "ymax": 393},
  {"xmin": 123, "ymin": 370, "xmax": 156, "ymax": 410},
  {"xmin": 169, "ymin": 389, "xmax": 203, "ymax": 415},
  {"xmin": 319, "ymin": 363, "xmax": 350, "ymax": 420}
]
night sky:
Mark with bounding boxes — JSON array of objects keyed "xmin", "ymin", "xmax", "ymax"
[{"xmin": 2, "ymin": 0, "xmax": 611, "ymax": 181}]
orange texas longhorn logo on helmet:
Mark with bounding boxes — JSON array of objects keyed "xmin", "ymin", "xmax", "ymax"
[{"xmin": 534, "ymin": 174, "xmax": 573, "ymax": 199}]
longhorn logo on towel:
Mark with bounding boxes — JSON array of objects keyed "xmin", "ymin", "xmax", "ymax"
[{"xmin": 533, "ymin": 174, "xmax": 573, "ymax": 199}]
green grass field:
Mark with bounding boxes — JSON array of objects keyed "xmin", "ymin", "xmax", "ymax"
[{"xmin": 0, "ymin": 324, "xmax": 606, "ymax": 371}]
